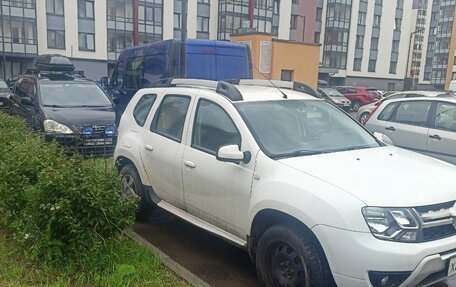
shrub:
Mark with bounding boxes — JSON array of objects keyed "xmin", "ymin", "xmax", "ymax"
[{"xmin": 0, "ymin": 112, "xmax": 137, "ymax": 263}]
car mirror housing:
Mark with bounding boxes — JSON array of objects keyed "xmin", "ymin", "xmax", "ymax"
[
  {"xmin": 216, "ymin": 145, "xmax": 249, "ymax": 164},
  {"xmin": 21, "ymin": 97, "xmax": 34, "ymax": 106},
  {"xmin": 374, "ymin": 132, "xmax": 394, "ymax": 145}
]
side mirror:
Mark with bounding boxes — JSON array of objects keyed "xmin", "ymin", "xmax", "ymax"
[
  {"xmin": 21, "ymin": 97, "xmax": 34, "ymax": 106},
  {"xmin": 100, "ymin": 76, "xmax": 109, "ymax": 88},
  {"xmin": 216, "ymin": 145, "xmax": 250, "ymax": 164},
  {"xmin": 374, "ymin": 132, "xmax": 394, "ymax": 145}
]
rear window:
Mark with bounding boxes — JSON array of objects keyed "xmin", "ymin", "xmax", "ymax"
[
  {"xmin": 378, "ymin": 102, "xmax": 398, "ymax": 121},
  {"xmin": 133, "ymin": 94, "xmax": 157, "ymax": 126}
]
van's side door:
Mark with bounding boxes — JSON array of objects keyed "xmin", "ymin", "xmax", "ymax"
[
  {"xmin": 124, "ymin": 57, "xmax": 144, "ymax": 109},
  {"xmin": 109, "ymin": 61, "xmax": 127, "ymax": 113}
]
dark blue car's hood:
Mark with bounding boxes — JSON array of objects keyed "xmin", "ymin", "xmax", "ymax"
[{"xmin": 42, "ymin": 106, "xmax": 116, "ymax": 130}]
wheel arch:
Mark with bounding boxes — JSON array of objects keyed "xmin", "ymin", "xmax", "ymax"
[
  {"xmin": 115, "ymin": 151, "xmax": 151, "ymax": 187},
  {"xmin": 248, "ymin": 208, "xmax": 329, "ymax": 268}
]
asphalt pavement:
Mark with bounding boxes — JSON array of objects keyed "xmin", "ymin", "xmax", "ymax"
[{"xmin": 134, "ymin": 209, "xmax": 456, "ymax": 287}]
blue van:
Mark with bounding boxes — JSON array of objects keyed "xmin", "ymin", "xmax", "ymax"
[{"xmin": 105, "ymin": 39, "xmax": 252, "ymax": 113}]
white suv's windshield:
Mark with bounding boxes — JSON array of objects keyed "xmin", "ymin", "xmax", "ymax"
[
  {"xmin": 236, "ymin": 100, "xmax": 380, "ymax": 159},
  {"xmin": 39, "ymin": 83, "xmax": 112, "ymax": 107}
]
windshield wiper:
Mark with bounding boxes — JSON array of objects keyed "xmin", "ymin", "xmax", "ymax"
[
  {"xmin": 77, "ymin": 105, "xmax": 112, "ymax": 108},
  {"xmin": 336, "ymin": 145, "xmax": 376, "ymax": 152},
  {"xmin": 43, "ymin": 104, "xmax": 67, "ymax": 108},
  {"xmin": 272, "ymin": 149, "xmax": 327, "ymax": 159}
]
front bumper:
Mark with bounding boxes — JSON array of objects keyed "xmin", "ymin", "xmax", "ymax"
[
  {"xmin": 44, "ymin": 133, "xmax": 117, "ymax": 156},
  {"xmin": 312, "ymin": 225, "xmax": 456, "ymax": 287}
]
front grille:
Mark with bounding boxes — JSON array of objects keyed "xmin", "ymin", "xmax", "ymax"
[{"xmin": 413, "ymin": 201, "xmax": 456, "ymax": 242}]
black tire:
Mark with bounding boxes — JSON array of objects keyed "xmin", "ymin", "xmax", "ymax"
[
  {"xmin": 119, "ymin": 165, "xmax": 154, "ymax": 222},
  {"xmin": 358, "ymin": 112, "xmax": 371, "ymax": 125},
  {"xmin": 351, "ymin": 100, "xmax": 362, "ymax": 112},
  {"xmin": 256, "ymin": 223, "xmax": 335, "ymax": 287}
]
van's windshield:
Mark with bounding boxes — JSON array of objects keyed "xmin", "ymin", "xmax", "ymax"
[{"xmin": 39, "ymin": 83, "xmax": 112, "ymax": 107}]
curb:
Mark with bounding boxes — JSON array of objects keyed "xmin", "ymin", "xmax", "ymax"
[{"xmin": 124, "ymin": 228, "xmax": 211, "ymax": 287}]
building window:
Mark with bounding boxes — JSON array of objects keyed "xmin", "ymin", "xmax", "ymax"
[
  {"xmin": 174, "ymin": 13, "xmax": 181, "ymax": 29},
  {"xmin": 281, "ymin": 70, "xmax": 294, "ymax": 81},
  {"xmin": 370, "ymin": 37, "xmax": 379, "ymax": 50},
  {"xmin": 387, "ymin": 82, "xmax": 396, "ymax": 90},
  {"xmin": 395, "ymin": 18, "xmax": 402, "ymax": 31},
  {"xmin": 197, "ymin": 16, "xmax": 209, "ymax": 33},
  {"xmin": 424, "ymin": 72, "xmax": 431, "ymax": 81},
  {"xmin": 78, "ymin": 0, "xmax": 94, "ymax": 19},
  {"xmin": 375, "ymin": 0, "xmax": 382, "ymax": 5},
  {"xmin": 316, "ymin": 8, "xmax": 322, "ymax": 22},
  {"xmin": 353, "ymin": 58, "xmax": 362, "ymax": 71},
  {"xmin": 392, "ymin": 40, "xmax": 399, "ymax": 53},
  {"xmin": 197, "ymin": 0, "xmax": 210, "ymax": 3},
  {"xmin": 290, "ymin": 15, "xmax": 297, "ymax": 29},
  {"xmin": 47, "ymin": 30, "xmax": 65, "ymax": 49},
  {"xmin": 356, "ymin": 35, "xmax": 364, "ymax": 48},
  {"xmin": 46, "ymin": 0, "xmax": 64, "ymax": 15},
  {"xmin": 397, "ymin": 0, "xmax": 403, "ymax": 9},
  {"xmin": 79, "ymin": 32, "xmax": 95, "ymax": 51},
  {"xmin": 373, "ymin": 15, "xmax": 381, "ymax": 27},
  {"xmin": 389, "ymin": 61, "xmax": 397, "ymax": 74},
  {"xmin": 314, "ymin": 32, "xmax": 320, "ymax": 43},
  {"xmin": 368, "ymin": 60, "xmax": 376, "ymax": 72},
  {"xmin": 358, "ymin": 12, "xmax": 366, "ymax": 25}
]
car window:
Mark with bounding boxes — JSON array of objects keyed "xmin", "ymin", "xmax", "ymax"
[
  {"xmin": 236, "ymin": 100, "xmax": 379, "ymax": 158},
  {"xmin": 434, "ymin": 102, "xmax": 456, "ymax": 132},
  {"xmin": 111, "ymin": 62, "xmax": 124, "ymax": 88},
  {"xmin": 133, "ymin": 94, "xmax": 157, "ymax": 127},
  {"xmin": 348, "ymin": 88, "xmax": 358, "ymax": 93},
  {"xmin": 39, "ymin": 83, "xmax": 112, "ymax": 107},
  {"xmin": 388, "ymin": 94, "xmax": 406, "ymax": 100},
  {"xmin": 151, "ymin": 95, "xmax": 190, "ymax": 142},
  {"xmin": 126, "ymin": 57, "xmax": 144, "ymax": 89},
  {"xmin": 378, "ymin": 102, "xmax": 398, "ymax": 121},
  {"xmin": 192, "ymin": 99, "xmax": 241, "ymax": 155},
  {"xmin": 17, "ymin": 78, "xmax": 35, "ymax": 98},
  {"xmin": 404, "ymin": 94, "xmax": 421, "ymax": 98},
  {"xmin": 393, "ymin": 101, "xmax": 432, "ymax": 127}
]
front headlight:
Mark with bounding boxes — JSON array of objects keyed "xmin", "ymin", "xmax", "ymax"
[
  {"xmin": 362, "ymin": 207, "xmax": 420, "ymax": 242},
  {"xmin": 43, "ymin": 119, "xmax": 73, "ymax": 134}
]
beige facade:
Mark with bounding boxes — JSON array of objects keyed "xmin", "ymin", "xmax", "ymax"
[{"xmin": 231, "ymin": 33, "xmax": 320, "ymax": 88}]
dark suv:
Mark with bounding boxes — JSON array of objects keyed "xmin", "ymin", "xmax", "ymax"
[
  {"xmin": 9, "ymin": 55, "xmax": 117, "ymax": 155},
  {"xmin": 335, "ymin": 86, "xmax": 381, "ymax": 111}
]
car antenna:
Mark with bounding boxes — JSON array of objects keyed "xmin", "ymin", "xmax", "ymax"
[{"xmin": 252, "ymin": 65, "xmax": 288, "ymax": 99}]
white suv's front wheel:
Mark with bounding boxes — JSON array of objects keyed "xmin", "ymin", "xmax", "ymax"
[{"xmin": 256, "ymin": 223, "xmax": 335, "ymax": 287}]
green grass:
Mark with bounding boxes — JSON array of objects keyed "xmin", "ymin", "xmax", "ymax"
[{"xmin": 0, "ymin": 226, "xmax": 190, "ymax": 287}]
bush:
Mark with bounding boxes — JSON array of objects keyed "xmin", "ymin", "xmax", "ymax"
[{"xmin": 0, "ymin": 112, "xmax": 137, "ymax": 263}]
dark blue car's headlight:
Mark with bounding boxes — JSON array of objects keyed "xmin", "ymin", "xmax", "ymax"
[
  {"xmin": 105, "ymin": 126, "xmax": 116, "ymax": 137},
  {"xmin": 82, "ymin": 126, "xmax": 94, "ymax": 136}
]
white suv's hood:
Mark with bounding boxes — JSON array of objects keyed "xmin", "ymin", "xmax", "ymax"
[{"xmin": 279, "ymin": 146, "xmax": 456, "ymax": 207}]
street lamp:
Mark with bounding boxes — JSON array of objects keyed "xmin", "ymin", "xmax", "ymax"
[{"xmin": 405, "ymin": 28, "xmax": 425, "ymax": 90}]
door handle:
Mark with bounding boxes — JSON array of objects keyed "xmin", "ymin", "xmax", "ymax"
[
  {"xmin": 144, "ymin": 145, "xmax": 154, "ymax": 151},
  {"xmin": 184, "ymin": 161, "xmax": 196, "ymax": 168},
  {"xmin": 429, "ymin": 134, "xmax": 441, "ymax": 140},
  {"xmin": 385, "ymin": 126, "xmax": 396, "ymax": 131}
]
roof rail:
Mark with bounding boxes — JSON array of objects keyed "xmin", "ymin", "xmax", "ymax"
[
  {"xmin": 227, "ymin": 79, "xmax": 318, "ymax": 97},
  {"xmin": 150, "ymin": 78, "xmax": 243, "ymax": 101}
]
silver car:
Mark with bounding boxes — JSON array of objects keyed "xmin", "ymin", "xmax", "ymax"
[
  {"xmin": 365, "ymin": 97, "xmax": 456, "ymax": 165},
  {"xmin": 317, "ymin": 87, "xmax": 351, "ymax": 111},
  {"xmin": 357, "ymin": 91, "xmax": 452, "ymax": 125}
]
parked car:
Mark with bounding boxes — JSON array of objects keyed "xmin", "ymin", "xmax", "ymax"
[
  {"xmin": 10, "ymin": 54, "xmax": 117, "ymax": 155},
  {"xmin": 357, "ymin": 91, "xmax": 452, "ymax": 125},
  {"xmin": 335, "ymin": 86, "xmax": 382, "ymax": 111},
  {"xmin": 365, "ymin": 97, "xmax": 456, "ymax": 165},
  {"xmin": 317, "ymin": 87, "xmax": 351, "ymax": 111},
  {"xmin": 115, "ymin": 78, "xmax": 456, "ymax": 287},
  {"xmin": 0, "ymin": 80, "xmax": 11, "ymax": 112}
]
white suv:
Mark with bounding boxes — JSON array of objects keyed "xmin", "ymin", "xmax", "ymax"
[{"xmin": 114, "ymin": 79, "xmax": 456, "ymax": 287}]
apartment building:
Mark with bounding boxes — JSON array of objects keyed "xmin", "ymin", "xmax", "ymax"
[
  {"xmin": 316, "ymin": 0, "xmax": 414, "ymax": 91},
  {"xmin": 408, "ymin": 0, "xmax": 456, "ymax": 90},
  {"xmin": 0, "ymin": 0, "xmax": 37, "ymax": 79},
  {"xmin": 2, "ymin": 0, "xmax": 318, "ymax": 80}
]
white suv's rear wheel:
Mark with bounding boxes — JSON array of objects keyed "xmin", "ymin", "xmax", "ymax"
[
  {"xmin": 120, "ymin": 165, "xmax": 153, "ymax": 221},
  {"xmin": 256, "ymin": 223, "xmax": 335, "ymax": 287}
]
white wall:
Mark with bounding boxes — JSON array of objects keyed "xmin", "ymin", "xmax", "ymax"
[
  {"xmin": 278, "ymin": 1, "xmax": 291, "ymax": 40},
  {"xmin": 209, "ymin": 0, "xmax": 219, "ymax": 39},
  {"xmin": 162, "ymin": 0, "xmax": 174, "ymax": 40}
]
